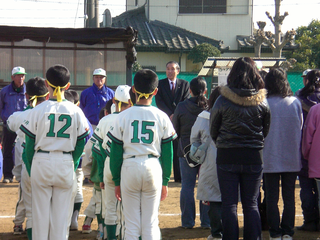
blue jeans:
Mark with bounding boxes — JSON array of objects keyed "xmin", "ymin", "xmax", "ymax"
[
  {"xmin": 264, "ymin": 172, "xmax": 297, "ymax": 238},
  {"xmin": 299, "ymin": 176, "xmax": 319, "ymax": 224},
  {"xmin": 217, "ymin": 164, "xmax": 262, "ymax": 240},
  {"xmin": 179, "ymin": 157, "xmax": 210, "ymax": 228}
]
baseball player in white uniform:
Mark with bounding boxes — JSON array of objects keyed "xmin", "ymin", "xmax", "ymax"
[
  {"xmin": 20, "ymin": 65, "xmax": 90, "ymax": 240},
  {"xmin": 93, "ymin": 85, "xmax": 131, "ymax": 240},
  {"xmin": 108, "ymin": 69, "xmax": 177, "ymax": 240},
  {"xmin": 7, "ymin": 77, "xmax": 49, "ymax": 239}
]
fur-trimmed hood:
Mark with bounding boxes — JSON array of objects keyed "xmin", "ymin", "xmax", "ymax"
[{"xmin": 220, "ymin": 86, "xmax": 267, "ymax": 106}]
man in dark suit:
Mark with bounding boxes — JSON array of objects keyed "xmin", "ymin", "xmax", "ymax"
[{"xmin": 155, "ymin": 61, "xmax": 190, "ymax": 182}]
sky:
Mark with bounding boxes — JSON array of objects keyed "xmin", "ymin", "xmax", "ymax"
[{"xmin": 0, "ymin": 0, "xmax": 319, "ymax": 32}]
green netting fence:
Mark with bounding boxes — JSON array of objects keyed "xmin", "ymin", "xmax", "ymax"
[{"xmin": 287, "ymin": 72, "xmax": 304, "ymax": 94}]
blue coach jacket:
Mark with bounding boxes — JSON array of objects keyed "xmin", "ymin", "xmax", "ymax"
[
  {"xmin": 80, "ymin": 84, "xmax": 114, "ymax": 126},
  {"xmin": 0, "ymin": 82, "xmax": 27, "ymax": 125}
]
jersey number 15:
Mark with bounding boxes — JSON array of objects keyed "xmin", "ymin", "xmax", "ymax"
[{"xmin": 131, "ymin": 120, "xmax": 155, "ymax": 144}]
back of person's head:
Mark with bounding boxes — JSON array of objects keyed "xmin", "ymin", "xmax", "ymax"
[
  {"xmin": 227, "ymin": 57, "xmax": 264, "ymax": 91},
  {"xmin": 134, "ymin": 69, "xmax": 158, "ymax": 100},
  {"xmin": 26, "ymin": 77, "xmax": 48, "ymax": 106},
  {"xmin": 300, "ymin": 69, "xmax": 320, "ymax": 97},
  {"xmin": 68, "ymin": 90, "xmax": 80, "ymax": 104},
  {"xmin": 46, "ymin": 64, "xmax": 70, "ymax": 87},
  {"xmin": 129, "ymin": 86, "xmax": 136, "ymax": 105},
  {"xmin": 265, "ymin": 67, "xmax": 293, "ymax": 98},
  {"xmin": 99, "ymin": 99, "xmax": 113, "ymax": 119},
  {"xmin": 190, "ymin": 77, "xmax": 208, "ymax": 110},
  {"xmin": 64, "ymin": 90, "xmax": 75, "ymax": 103},
  {"xmin": 26, "ymin": 77, "xmax": 47, "ymax": 96},
  {"xmin": 259, "ymin": 70, "xmax": 268, "ymax": 82},
  {"xmin": 208, "ymin": 86, "xmax": 221, "ymax": 109}
]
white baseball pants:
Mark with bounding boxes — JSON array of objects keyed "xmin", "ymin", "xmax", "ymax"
[
  {"xmin": 13, "ymin": 183, "xmax": 25, "ymax": 226},
  {"xmin": 103, "ymin": 157, "xmax": 118, "ymax": 225},
  {"xmin": 21, "ymin": 163, "xmax": 32, "ymax": 229},
  {"xmin": 31, "ymin": 151, "xmax": 74, "ymax": 240},
  {"xmin": 121, "ymin": 157, "xmax": 162, "ymax": 240}
]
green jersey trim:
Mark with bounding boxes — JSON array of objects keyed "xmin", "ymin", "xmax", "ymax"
[
  {"xmin": 92, "ymin": 146, "xmax": 102, "ymax": 156},
  {"xmin": 162, "ymin": 133, "xmax": 177, "ymax": 144},
  {"xmin": 20, "ymin": 125, "xmax": 35, "ymax": 139},
  {"xmin": 77, "ymin": 130, "xmax": 90, "ymax": 140},
  {"xmin": 93, "ymin": 132, "xmax": 103, "ymax": 143},
  {"xmin": 7, "ymin": 125, "xmax": 15, "ymax": 133},
  {"xmin": 24, "ymin": 106, "xmax": 33, "ymax": 111},
  {"xmin": 49, "ymin": 99, "xmax": 68, "ymax": 101},
  {"xmin": 133, "ymin": 104, "xmax": 152, "ymax": 107},
  {"xmin": 107, "ymin": 132, "xmax": 123, "ymax": 145}
]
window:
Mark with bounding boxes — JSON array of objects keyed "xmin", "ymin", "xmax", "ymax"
[
  {"xmin": 135, "ymin": 0, "xmax": 138, "ymax": 6},
  {"xmin": 179, "ymin": 0, "xmax": 226, "ymax": 14}
]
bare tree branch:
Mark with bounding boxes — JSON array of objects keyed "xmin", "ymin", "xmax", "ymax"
[{"xmin": 266, "ymin": 11, "xmax": 274, "ymax": 25}]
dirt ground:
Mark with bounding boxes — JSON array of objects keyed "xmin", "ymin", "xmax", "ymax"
[{"xmin": 1, "ymin": 177, "xmax": 320, "ymax": 240}]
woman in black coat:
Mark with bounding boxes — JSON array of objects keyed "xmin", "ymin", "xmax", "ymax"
[{"xmin": 210, "ymin": 57, "xmax": 270, "ymax": 240}]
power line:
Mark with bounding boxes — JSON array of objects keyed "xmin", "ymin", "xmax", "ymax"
[{"xmin": 74, "ymin": 0, "xmax": 81, "ymax": 27}]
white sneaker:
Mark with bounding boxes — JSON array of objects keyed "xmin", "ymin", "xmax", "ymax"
[
  {"xmin": 282, "ymin": 235, "xmax": 292, "ymax": 240},
  {"xmin": 207, "ymin": 234, "xmax": 222, "ymax": 240},
  {"xmin": 270, "ymin": 237, "xmax": 281, "ymax": 240}
]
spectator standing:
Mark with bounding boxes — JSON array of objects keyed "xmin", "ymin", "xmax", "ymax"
[
  {"xmin": 210, "ymin": 57, "xmax": 270, "ymax": 240},
  {"xmin": 155, "ymin": 61, "xmax": 190, "ymax": 182},
  {"xmin": 295, "ymin": 69, "xmax": 320, "ymax": 231},
  {"xmin": 190, "ymin": 86, "xmax": 222, "ymax": 240},
  {"xmin": 80, "ymin": 68, "xmax": 114, "ymax": 128},
  {"xmin": 0, "ymin": 66, "xmax": 27, "ymax": 183},
  {"xmin": 263, "ymin": 67, "xmax": 303, "ymax": 240},
  {"xmin": 300, "ymin": 70, "xmax": 320, "ymax": 231},
  {"xmin": 172, "ymin": 77, "xmax": 210, "ymax": 229}
]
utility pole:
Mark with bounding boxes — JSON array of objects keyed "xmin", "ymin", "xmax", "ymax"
[{"xmin": 85, "ymin": 0, "xmax": 99, "ymax": 28}]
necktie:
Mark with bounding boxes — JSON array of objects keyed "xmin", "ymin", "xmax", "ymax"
[{"xmin": 171, "ymin": 81, "xmax": 175, "ymax": 97}]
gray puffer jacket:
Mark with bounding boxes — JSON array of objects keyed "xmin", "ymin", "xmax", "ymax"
[
  {"xmin": 191, "ymin": 110, "xmax": 221, "ymax": 202},
  {"xmin": 210, "ymin": 86, "xmax": 270, "ymax": 149}
]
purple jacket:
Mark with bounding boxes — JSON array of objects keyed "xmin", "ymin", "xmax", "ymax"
[
  {"xmin": 296, "ymin": 88, "xmax": 320, "ymax": 177},
  {"xmin": 80, "ymin": 84, "xmax": 114, "ymax": 126},
  {"xmin": 302, "ymin": 103, "xmax": 320, "ymax": 178},
  {"xmin": 0, "ymin": 82, "xmax": 27, "ymax": 125}
]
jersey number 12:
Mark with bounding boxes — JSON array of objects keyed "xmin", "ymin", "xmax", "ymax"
[{"xmin": 46, "ymin": 113, "xmax": 72, "ymax": 138}]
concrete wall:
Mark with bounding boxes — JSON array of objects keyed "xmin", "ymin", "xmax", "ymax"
[{"xmin": 127, "ymin": 0, "xmax": 253, "ymax": 50}]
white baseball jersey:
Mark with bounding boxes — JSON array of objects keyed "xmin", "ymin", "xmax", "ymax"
[
  {"xmin": 108, "ymin": 105, "xmax": 176, "ymax": 159},
  {"xmin": 7, "ymin": 107, "xmax": 32, "ymax": 179},
  {"xmin": 7, "ymin": 107, "xmax": 32, "ymax": 142},
  {"xmin": 20, "ymin": 100, "xmax": 89, "ymax": 152},
  {"xmin": 93, "ymin": 113, "xmax": 118, "ymax": 159},
  {"xmin": 93, "ymin": 113, "xmax": 120, "ymax": 230}
]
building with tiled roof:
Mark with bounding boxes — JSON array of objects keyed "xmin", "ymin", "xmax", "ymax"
[{"xmin": 111, "ymin": 5, "xmax": 229, "ymax": 72}]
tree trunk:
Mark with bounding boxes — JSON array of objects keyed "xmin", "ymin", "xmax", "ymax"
[{"xmin": 273, "ymin": 47, "xmax": 282, "ymax": 58}]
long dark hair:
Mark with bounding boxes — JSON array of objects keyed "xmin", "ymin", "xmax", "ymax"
[
  {"xmin": 299, "ymin": 69, "xmax": 320, "ymax": 98},
  {"xmin": 227, "ymin": 57, "xmax": 264, "ymax": 91},
  {"xmin": 208, "ymin": 86, "xmax": 221, "ymax": 109},
  {"xmin": 265, "ymin": 67, "xmax": 293, "ymax": 98},
  {"xmin": 190, "ymin": 77, "xmax": 208, "ymax": 110}
]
